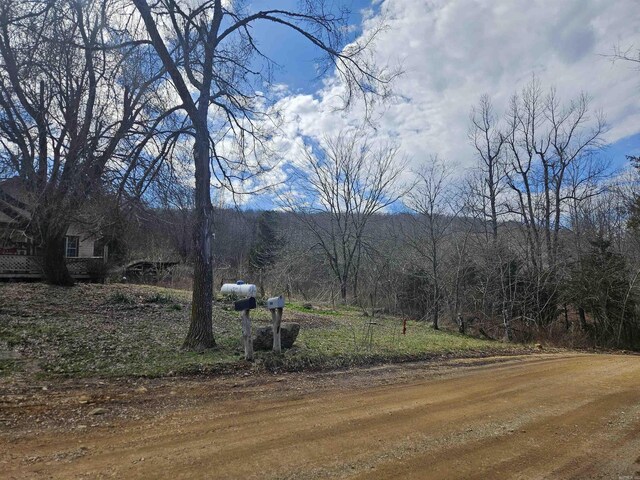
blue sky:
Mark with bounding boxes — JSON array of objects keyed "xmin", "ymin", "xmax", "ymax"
[
  {"xmin": 230, "ymin": 0, "xmax": 640, "ymax": 208},
  {"xmin": 609, "ymin": 133, "xmax": 640, "ymax": 164},
  {"xmin": 248, "ymin": 1, "xmax": 375, "ymax": 92}
]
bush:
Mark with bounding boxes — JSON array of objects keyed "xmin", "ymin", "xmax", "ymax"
[{"xmin": 107, "ymin": 291, "xmax": 136, "ymax": 304}]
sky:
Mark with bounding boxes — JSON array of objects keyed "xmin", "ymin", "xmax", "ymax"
[{"xmin": 234, "ymin": 0, "xmax": 640, "ymax": 208}]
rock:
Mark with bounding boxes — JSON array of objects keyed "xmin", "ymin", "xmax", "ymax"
[
  {"xmin": 88, "ymin": 408, "xmax": 107, "ymax": 416},
  {"xmin": 78, "ymin": 395, "xmax": 91, "ymax": 405},
  {"xmin": 135, "ymin": 386, "xmax": 148, "ymax": 394},
  {"xmin": 253, "ymin": 322, "xmax": 300, "ymax": 351}
]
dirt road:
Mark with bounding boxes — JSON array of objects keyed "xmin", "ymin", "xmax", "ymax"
[{"xmin": 2, "ymin": 353, "xmax": 640, "ymax": 479}]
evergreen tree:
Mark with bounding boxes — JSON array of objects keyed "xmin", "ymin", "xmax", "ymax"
[
  {"xmin": 628, "ymin": 156, "xmax": 640, "ymax": 232},
  {"xmin": 566, "ymin": 238, "xmax": 639, "ymax": 349},
  {"xmin": 249, "ymin": 211, "xmax": 282, "ymax": 295}
]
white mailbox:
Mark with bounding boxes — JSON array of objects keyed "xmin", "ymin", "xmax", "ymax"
[
  {"xmin": 221, "ymin": 282, "xmax": 257, "ymax": 298},
  {"xmin": 267, "ymin": 295, "xmax": 285, "ymax": 309}
]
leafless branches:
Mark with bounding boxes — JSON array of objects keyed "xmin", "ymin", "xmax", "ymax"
[
  {"xmin": 282, "ymin": 129, "xmax": 407, "ymax": 302},
  {"xmin": 0, "ymin": 0, "xmax": 175, "ymax": 284},
  {"xmin": 129, "ymin": 0, "xmax": 396, "ymax": 349}
]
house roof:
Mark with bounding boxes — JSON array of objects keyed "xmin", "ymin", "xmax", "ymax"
[
  {"xmin": 0, "ymin": 210, "xmax": 15, "ymax": 224},
  {"xmin": 0, "ymin": 177, "xmax": 31, "ymax": 203},
  {"xmin": 0, "ymin": 177, "xmax": 32, "ymax": 227},
  {"xmin": 0, "ymin": 177, "xmax": 107, "ymax": 241}
]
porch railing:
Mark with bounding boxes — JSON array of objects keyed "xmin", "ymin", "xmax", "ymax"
[{"xmin": 0, "ymin": 255, "xmax": 105, "ymax": 279}]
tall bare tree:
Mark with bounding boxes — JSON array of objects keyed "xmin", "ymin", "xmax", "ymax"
[
  {"xmin": 130, "ymin": 0, "xmax": 394, "ymax": 349},
  {"xmin": 405, "ymin": 157, "xmax": 458, "ymax": 330},
  {"xmin": 503, "ymin": 78, "xmax": 606, "ymax": 271},
  {"xmin": 469, "ymin": 94, "xmax": 506, "ymax": 242},
  {"xmin": 499, "ymin": 78, "xmax": 607, "ymax": 330},
  {"xmin": 283, "ymin": 129, "xmax": 406, "ymax": 303},
  {"xmin": 0, "ymin": 0, "xmax": 174, "ymax": 284}
]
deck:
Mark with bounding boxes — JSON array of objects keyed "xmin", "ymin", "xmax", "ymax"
[{"xmin": 0, "ymin": 255, "xmax": 105, "ymax": 279}]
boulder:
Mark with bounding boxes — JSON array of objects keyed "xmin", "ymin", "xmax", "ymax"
[{"xmin": 253, "ymin": 322, "xmax": 300, "ymax": 351}]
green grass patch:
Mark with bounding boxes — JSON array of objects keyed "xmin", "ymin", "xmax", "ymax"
[
  {"xmin": 287, "ymin": 301, "xmax": 362, "ymax": 316},
  {"xmin": 0, "ymin": 283, "xmax": 242, "ymax": 378},
  {"xmin": 106, "ymin": 291, "xmax": 136, "ymax": 305},
  {"xmin": 0, "ymin": 283, "xmax": 531, "ymax": 380},
  {"xmin": 258, "ymin": 318, "xmax": 525, "ymax": 372},
  {"xmin": 143, "ymin": 292, "xmax": 176, "ymax": 304}
]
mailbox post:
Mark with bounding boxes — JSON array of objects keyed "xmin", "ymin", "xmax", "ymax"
[
  {"xmin": 267, "ymin": 296, "xmax": 285, "ymax": 353},
  {"xmin": 233, "ymin": 295, "xmax": 257, "ymax": 361}
]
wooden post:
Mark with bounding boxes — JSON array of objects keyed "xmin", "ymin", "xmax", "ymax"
[
  {"xmin": 271, "ymin": 307, "xmax": 283, "ymax": 353},
  {"xmin": 457, "ymin": 313, "xmax": 465, "ymax": 334},
  {"xmin": 267, "ymin": 296, "xmax": 285, "ymax": 353},
  {"xmin": 241, "ymin": 309, "xmax": 254, "ymax": 361}
]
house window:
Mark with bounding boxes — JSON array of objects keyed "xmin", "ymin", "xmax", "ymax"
[{"xmin": 64, "ymin": 236, "xmax": 79, "ymax": 258}]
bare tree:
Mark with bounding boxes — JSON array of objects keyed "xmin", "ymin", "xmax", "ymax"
[
  {"xmin": 469, "ymin": 94, "xmax": 506, "ymax": 242},
  {"xmin": 499, "ymin": 78, "xmax": 608, "ymax": 332},
  {"xmin": 130, "ymin": 0, "xmax": 394, "ymax": 350},
  {"xmin": 503, "ymin": 78, "xmax": 606, "ymax": 271},
  {"xmin": 283, "ymin": 129, "xmax": 406, "ymax": 303},
  {"xmin": 405, "ymin": 157, "xmax": 458, "ymax": 330},
  {"xmin": 0, "ymin": 0, "xmax": 174, "ymax": 284}
]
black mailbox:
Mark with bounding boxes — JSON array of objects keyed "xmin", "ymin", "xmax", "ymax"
[{"xmin": 234, "ymin": 297, "xmax": 257, "ymax": 311}]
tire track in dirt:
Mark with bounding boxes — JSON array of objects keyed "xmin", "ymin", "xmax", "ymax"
[{"xmin": 2, "ymin": 353, "xmax": 639, "ymax": 479}]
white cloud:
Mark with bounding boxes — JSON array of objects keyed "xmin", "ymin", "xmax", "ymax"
[{"xmin": 271, "ymin": 0, "xmax": 640, "ymax": 181}]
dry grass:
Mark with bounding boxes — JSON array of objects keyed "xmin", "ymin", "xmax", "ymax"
[{"xmin": 0, "ymin": 283, "xmax": 533, "ymax": 379}]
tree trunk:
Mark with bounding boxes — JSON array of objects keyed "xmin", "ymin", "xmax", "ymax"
[
  {"xmin": 578, "ymin": 307, "xmax": 588, "ymax": 331},
  {"xmin": 489, "ymin": 170, "xmax": 498, "ymax": 242},
  {"xmin": 432, "ymin": 240, "xmax": 439, "ymax": 330},
  {"xmin": 502, "ymin": 308, "xmax": 512, "ymax": 342},
  {"xmin": 340, "ymin": 280, "xmax": 347, "ymax": 303},
  {"xmin": 182, "ymin": 131, "xmax": 215, "ymax": 351},
  {"xmin": 259, "ymin": 268, "xmax": 265, "ymax": 298},
  {"xmin": 432, "ymin": 305, "xmax": 439, "ymax": 330},
  {"xmin": 457, "ymin": 313, "xmax": 465, "ymax": 334},
  {"xmin": 542, "ymin": 158, "xmax": 553, "ymax": 267},
  {"xmin": 432, "ymin": 282, "xmax": 440, "ymax": 330},
  {"xmin": 41, "ymin": 228, "xmax": 74, "ymax": 286}
]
